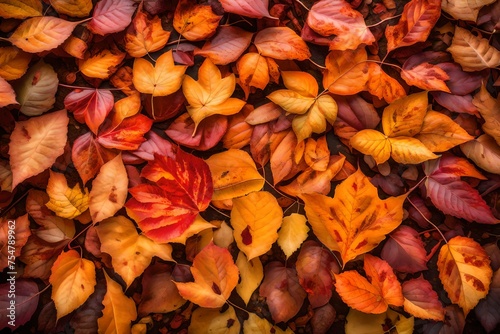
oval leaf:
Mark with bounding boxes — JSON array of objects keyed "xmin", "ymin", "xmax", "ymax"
[{"xmin": 88, "ymin": 0, "xmax": 137, "ymax": 35}]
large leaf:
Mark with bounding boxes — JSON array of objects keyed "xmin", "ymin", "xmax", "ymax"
[
  {"xmin": 231, "ymin": 191, "xmax": 282, "ymax": 260},
  {"xmin": 49, "ymin": 250, "xmax": 96, "ymax": 320},
  {"xmin": 14, "ymin": 60, "xmax": 58, "ymax": 116},
  {"xmin": 254, "ymin": 27, "xmax": 311, "ymax": 60},
  {"xmin": 174, "ymin": 243, "xmax": 239, "ymax": 308},
  {"xmin": 64, "ymin": 89, "xmax": 114, "ymax": 134},
  {"xmin": 437, "ymin": 236, "xmax": 492, "ymax": 315},
  {"xmin": 88, "ymin": 0, "xmax": 137, "ymax": 35},
  {"xmin": 259, "ymin": 262, "xmax": 307, "ymax": 323},
  {"xmin": 126, "ymin": 148, "xmax": 213, "ymax": 242},
  {"xmin": 9, "ymin": 109, "xmax": 68, "ymax": 189},
  {"xmin": 95, "ymin": 216, "xmax": 173, "ymax": 288},
  {"xmin": 385, "ymin": 0, "xmax": 441, "ymax": 52},
  {"xmin": 0, "ymin": 0, "xmax": 42, "ymax": 19},
  {"xmin": 302, "ymin": 169, "xmax": 406, "ymax": 265}
]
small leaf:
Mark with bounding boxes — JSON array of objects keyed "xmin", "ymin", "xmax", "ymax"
[
  {"xmin": 461, "ymin": 134, "xmax": 500, "ymax": 175},
  {"xmin": 437, "ymin": 236, "xmax": 492, "ymax": 315},
  {"xmin": 9, "ymin": 17, "xmax": 78, "ymax": 53},
  {"xmin": 475, "ymin": 269, "xmax": 500, "ymax": 332},
  {"xmin": 254, "ymin": 27, "xmax": 311, "ymax": 60},
  {"xmin": 0, "ymin": 279, "xmax": 39, "ymax": 329},
  {"xmin": 46, "ymin": 170, "xmax": 89, "ymax": 219},
  {"xmin": 442, "ymin": 0, "xmax": 495, "ymax": 22},
  {"xmin": 401, "ymin": 62, "xmax": 451, "ymax": 92},
  {"xmin": 236, "ymin": 251, "xmax": 263, "ymax": 305},
  {"xmin": 382, "ymin": 91, "xmax": 428, "ymax": 138},
  {"xmin": 381, "ymin": 226, "xmax": 428, "ymax": 273},
  {"xmin": 96, "ymin": 114, "xmax": 153, "ymax": 150},
  {"xmin": 243, "ymin": 313, "xmax": 294, "ymax": 334},
  {"xmin": 88, "ymin": 0, "xmax": 137, "ymax": 35},
  {"xmin": 323, "ymin": 47, "xmax": 369, "ymax": 95},
  {"xmin": 1, "ymin": 215, "xmax": 30, "ymax": 271},
  {"xmin": 277, "ymin": 214, "xmax": 309, "ymax": 259},
  {"xmin": 237, "ymin": 52, "xmax": 270, "ymax": 99},
  {"xmin": 388, "ymin": 136, "xmax": 439, "ymax": 164},
  {"xmin": 64, "ymin": 89, "xmax": 114, "ymax": 135},
  {"xmin": 472, "ymin": 83, "xmax": 500, "ymax": 145},
  {"xmin": 78, "ymin": 47, "xmax": 126, "ymax": 79},
  {"xmin": 173, "ymin": 0, "xmax": 222, "ymax": 41},
  {"xmin": 334, "ymin": 271, "xmax": 387, "ymax": 314},
  {"xmin": 49, "ymin": 250, "xmax": 96, "ymax": 320},
  {"xmin": 345, "ymin": 309, "xmax": 414, "ymax": 334},
  {"xmin": 363, "ymin": 254, "xmax": 404, "ymax": 308},
  {"xmin": 125, "ymin": 9, "xmax": 171, "ymax": 58},
  {"xmin": 0, "ymin": 77, "xmax": 17, "ymax": 108},
  {"xmin": 366, "ymin": 63, "xmax": 406, "ymax": 103},
  {"xmin": 350, "ymin": 129, "xmax": 391, "ymax": 165}
]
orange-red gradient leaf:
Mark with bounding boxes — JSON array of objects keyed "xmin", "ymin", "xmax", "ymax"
[
  {"xmin": 64, "ymin": 89, "xmax": 114, "ymax": 134},
  {"xmin": 254, "ymin": 27, "xmax": 311, "ymax": 61},
  {"xmin": 96, "ymin": 114, "xmax": 153, "ymax": 151},
  {"xmin": 0, "ymin": 77, "xmax": 17, "ymax": 108},
  {"xmin": 174, "ymin": 243, "xmax": 239, "ymax": 308},
  {"xmin": 403, "ymin": 276, "xmax": 445, "ymax": 321},
  {"xmin": 363, "ymin": 254, "xmax": 404, "ymax": 307},
  {"xmin": 125, "ymin": 9, "xmax": 171, "ymax": 58}
]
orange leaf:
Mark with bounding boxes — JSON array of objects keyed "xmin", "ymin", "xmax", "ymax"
[
  {"xmin": 125, "ymin": 9, "xmax": 171, "ymax": 58},
  {"xmin": 401, "ymin": 62, "xmax": 451, "ymax": 93},
  {"xmin": 0, "ymin": 0, "xmax": 42, "ymax": 19},
  {"xmin": 231, "ymin": 191, "xmax": 283, "ymax": 260},
  {"xmin": 403, "ymin": 276, "xmax": 445, "ymax": 321},
  {"xmin": 437, "ymin": 236, "xmax": 492, "ymax": 316},
  {"xmin": 302, "ymin": 169, "xmax": 406, "ymax": 265},
  {"xmin": 363, "ymin": 254, "xmax": 404, "ymax": 307},
  {"xmin": 46, "ymin": 170, "xmax": 89, "ymax": 219},
  {"xmin": 1, "ymin": 214, "xmax": 30, "ymax": 271},
  {"xmin": 195, "ymin": 26, "xmax": 253, "ymax": 65},
  {"xmin": 350, "ymin": 129, "xmax": 392, "ymax": 165},
  {"xmin": 51, "ymin": 0, "xmax": 92, "ymax": 17},
  {"xmin": 307, "ymin": 0, "xmax": 375, "ymax": 51},
  {"xmin": 254, "ymin": 27, "xmax": 311, "ymax": 60},
  {"xmin": 237, "ymin": 52, "xmax": 270, "ymax": 99},
  {"xmin": 78, "ymin": 47, "xmax": 125, "ymax": 79},
  {"xmin": 0, "ymin": 46, "xmax": 32, "ymax": 80},
  {"xmin": 382, "ymin": 91, "xmax": 428, "ymax": 137},
  {"xmin": 270, "ymin": 130, "xmax": 299, "ymax": 185},
  {"xmin": 173, "ymin": 0, "xmax": 222, "ymax": 41},
  {"xmin": 174, "ymin": 242, "xmax": 239, "ymax": 308},
  {"xmin": 219, "ymin": 0, "xmax": 272, "ymax": 19},
  {"xmin": 0, "ymin": 77, "xmax": 17, "ymax": 108},
  {"xmin": 304, "ymin": 136, "xmax": 330, "ymax": 171},
  {"xmin": 323, "ymin": 47, "xmax": 369, "ymax": 95},
  {"xmin": 385, "ymin": 0, "xmax": 441, "ymax": 53},
  {"xmin": 96, "ymin": 113, "xmax": 153, "ymax": 151},
  {"xmin": 366, "ymin": 63, "xmax": 406, "ymax": 103}
]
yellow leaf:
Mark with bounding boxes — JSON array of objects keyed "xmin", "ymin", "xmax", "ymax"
[
  {"xmin": 461, "ymin": 134, "xmax": 500, "ymax": 175},
  {"xmin": 292, "ymin": 94, "xmax": 338, "ymax": 142},
  {"xmin": 188, "ymin": 306, "xmax": 240, "ymax": 334},
  {"xmin": 415, "ymin": 110, "xmax": 474, "ymax": 152},
  {"xmin": 437, "ymin": 236, "xmax": 492, "ymax": 316},
  {"xmin": 98, "ymin": 271, "xmax": 137, "ymax": 334},
  {"xmin": 125, "ymin": 10, "xmax": 171, "ymax": 57},
  {"xmin": 323, "ymin": 47, "xmax": 369, "ymax": 95},
  {"xmin": 49, "ymin": 250, "xmax": 96, "ymax": 320},
  {"xmin": 51, "ymin": 0, "xmax": 92, "ymax": 17},
  {"xmin": 302, "ymin": 169, "xmax": 406, "ymax": 266},
  {"xmin": 78, "ymin": 48, "xmax": 126, "ymax": 79},
  {"xmin": 46, "ymin": 170, "xmax": 89, "ymax": 219},
  {"xmin": 0, "ymin": 76, "xmax": 17, "ymax": 108},
  {"xmin": 345, "ymin": 309, "xmax": 414, "ymax": 334},
  {"xmin": 95, "ymin": 216, "xmax": 173, "ymax": 288},
  {"xmin": 389, "ymin": 137, "xmax": 439, "ymax": 164},
  {"xmin": 0, "ymin": 0, "xmax": 42, "ymax": 19},
  {"xmin": 173, "ymin": 0, "xmax": 222, "ymax": 41},
  {"xmin": 282, "ymin": 71, "xmax": 319, "ymax": 97},
  {"xmin": 350, "ymin": 129, "xmax": 391, "ymax": 165},
  {"xmin": 174, "ymin": 243, "xmax": 239, "ymax": 308},
  {"xmin": 382, "ymin": 91, "xmax": 428, "ymax": 137},
  {"xmin": 9, "ymin": 16, "xmax": 78, "ymax": 53},
  {"xmin": 133, "ymin": 50, "xmax": 187, "ymax": 96},
  {"xmin": 89, "ymin": 154, "xmax": 128, "ymax": 223},
  {"xmin": 112, "ymin": 92, "xmax": 142, "ymax": 124},
  {"xmin": 167, "ymin": 214, "xmax": 215, "ymax": 245},
  {"xmin": 243, "ymin": 313, "xmax": 294, "ymax": 334},
  {"xmin": 0, "ymin": 46, "xmax": 32, "ymax": 80},
  {"xmin": 205, "ymin": 149, "xmax": 264, "ymax": 201},
  {"xmin": 236, "ymin": 252, "xmax": 263, "ymax": 305},
  {"xmin": 183, "ymin": 58, "xmax": 245, "ymax": 133},
  {"xmin": 267, "ymin": 90, "xmax": 316, "ymax": 115},
  {"xmin": 277, "ymin": 214, "xmax": 310, "ymax": 259},
  {"xmin": 472, "ymin": 83, "xmax": 500, "ymax": 145},
  {"xmin": 231, "ymin": 191, "xmax": 283, "ymax": 260}
]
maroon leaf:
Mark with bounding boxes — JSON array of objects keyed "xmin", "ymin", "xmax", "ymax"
[
  {"xmin": 0, "ymin": 280, "xmax": 39, "ymax": 330},
  {"xmin": 142, "ymin": 89, "xmax": 185, "ymax": 122},
  {"xmin": 431, "ymin": 92, "xmax": 479, "ymax": 116},
  {"xmin": 475, "ymin": 269, "xmax": 500, "ymax": 332},
  {"xmin": 381, "ymin": 226, "xmax": 428, "ymax": 273}
]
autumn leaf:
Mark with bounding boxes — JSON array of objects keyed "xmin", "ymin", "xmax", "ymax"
[
  {"xmin": 231, "ymin": 191, "xmax": 283, "ymax": 260},
  {"xmin": 49, "ymin": 250, "xmax": 96, "ymax": 320},
  {"xmin": 403, "ymin": 276, "xmax": 445, "ymax": 321},
  {"xmin": 472, "ymin": 83, "xmax": 500, "ymax": 145},
  {"xmin": 382, "ymin": 91, "xmax": 428, "ymax": 137},
  {"xmin": 95, "ymin": 216, "xmax": 173, "ymax": 288},
  {"xmin": 125, "ymin": 9, "xmax": 171, "ymax": 58},
  {"xmin": 243, "ymin": 313, "xmax": 294, "ymax": 334},
  {"xmin": 0, "ymin": 46, "xmax": 32, "ymax": 80},
  {"xmin": 0, "ymin": 0, "xmax": 42, "ymax": 19},
  {"xmin": 461, "ymin": 134, "xmax": 500, "ymax": 175},
  {"xmin": 1, "ymin": 214, "xmax": 30, "ymax": 271},
  {"xmin": 189, "ymin": 306, "xmax": 240, "ymax": 334},
  {"xmin": 441, "ymin": 0, "xmax": 495, "ymax": 22},
  {"xmin": 195, "ymin": 26, "xmax": 254, "ymax": 65},
  {"xmin": 173, "ymin": 0, "xmax": 222, "ymax": 41},
  {"xmin": 46, "ymin": 170, "xmax": 89, "ymax": 219},
  {"xmin": 96, "ymin": 113, "xmax": 153, "ymax": 151},
  {"xmin": 381, "ymin": 226, "xmax": 428, "ymax": 273},
  {"xmin": 401, "ymin": 61, "xmax": 451, "ymax": 93},
  {"xmin": 365, "ymin": 63, "xmax": 406, "ymax": 103},
  {"xmin": 437, "ymin": 236, "xmax": 492, "ymax": 315},
  {"xmin": 323, "ymin": 47, "xmax": 369, "ymax": 95},
  {"xmin": 0, "ymin": 279, "xmax": 39, "ymax": 330},
  {"xmin": 236, "ymin": 251, "xmax": 263, "ymax": 305},
  {"xmin": 88, "ymin": 0, "xmax": 137, "ymax": 36},
  {"xmin": 9, "ymin": 109, "xmax": 68, "ymax": 189},
  {"xmin": 0, "ymin": 77, "xmax": 17, "ymax": 108},
  {"xmin": 51, "ymin": 0, "xmax": 93, "ymax": 17},
  {"xmin": 64, "ymin": 88, "xmax": 114, "ymax": 134},
  {"xmin": 174, "ymin": 242, "xmax": 239, "ymax": 308},
  {"xmin": 277, "ymin": 214, "xmax": 309, "ymax": 259},
  {"xmin": 254, "ymin": 27, "xmax": 311, "ymax": 61},
  {"xmin": 345, "ymin": 309, "xmax": 414, "ymax": 334},
  {"xmin": 302, "ymin": 169, "xmax": 406, "ymax": 265},
  {"xmin": 126, "ymin": 148, "xmax": 213, "ymax": 242},
  {"xmin": 78, "ymin": 47, "xmax": 126, "ymax": 79},
  {"xmin": 363, "ymin": 254, "xmax": 404, "ymax": 307},
  {"xmin": 236, "ymin": 52, "xmax": 270, "ymax": 98},
  {"xmin": 98, "ymin": 271, "xmax": 137, "ymax": 334},
  {"xmin": 183, "ymin": 57, "xmax": 245, "ymax": 133},
  {"xmin": 219, "ymin": 0, "xmax": 272, "ymax": 18}
]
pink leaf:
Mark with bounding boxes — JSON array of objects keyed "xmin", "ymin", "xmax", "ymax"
[
  {"xmin": 475, "ymin": 269, "xmax": 500, "ymax": 332},
  {"xmin": 259, "ymin": 262, "xmax": 307, "ymax": 323},
  {"xmin": 296, "ymin": 240, "xmax": 339, "ymax": 308},
  {"xmin": 0, "ymin": 279, "xmax": 38, "ymax": 329},
  {"xmin": 436, "ymin": 63, "xmax": 482, "ymax": 95},
  {"xmin": 88, "ymin": 0, "xmax": 137, "ymax": 35},
  {"xmin": 432, "ymin": 92, "xmax": 479, "ymax": 115},
  {"xmin": 218, "ymin": 0, "xmax": 272, "ymax": 19},
  {"xmin": 381, "ymin": 226, "xmax": 428, "ymax": 273},
  {"xmin": 194, "ymin": 26, "xmax": 253, "ymax": 65},
  {"xmin": 64, "ymin": 89, "xmax": 114, "ymax": 134},
  {"xmin": 122, "ymin": 131, "xmax": 175, "ymax": 164},
  {"xmin": 96, "ymin": 114, "xmax": 153, "ymax": 150}
]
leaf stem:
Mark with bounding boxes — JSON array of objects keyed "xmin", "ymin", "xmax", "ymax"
[
  {"xmin": 67, "ymin": 223, "xmax": 92, "ymax": 250},
  {"xmin": 407, "ymin": 197, "xmax": 448, "ymax": 243},
  {"xmin": 366, "ymin": 14, "xmax": 402, "ymax": 28},
  {"xmin": 294, "ymin": 0, "xmax": 310, "ymax": 11},
  {"xmin": 227, "ymin": 300, "xmax": 249, "ymax": 314}
]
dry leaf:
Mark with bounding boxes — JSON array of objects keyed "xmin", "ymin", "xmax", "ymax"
[{"xmin": 46, "ymin": 170, "xmax": 89, "ymax": 219}]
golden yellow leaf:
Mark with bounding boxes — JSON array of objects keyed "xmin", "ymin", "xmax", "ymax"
[
  {"xmin": 231, "ymin": 191, "xmax": 283, "ymax": 260},
  {"xmin": 183, "ymin": 58, "xmax": 245, "ymax": 133},
  {"xmin": 415, "ymin": 110, "xmax": 474, "ymax": 152},
  {"xmin": 173, "ymin": 0, "xmax": 222, "ymax": 41},
  {"xmin": 49, "ymin": 250, "xmax": 96, "ymax": 320},
  {"xmin": 461, "ymin": 134, "xmax": 500, "ymax": 175},
  {"xmin": 448, "ymin": 26, "xmax": 500, "ymax": 72},
  {"xmin": 205, "ymin": 149, "xmax": 265, "ymax": 201},
  {"xmin": 0, "ymin": 0, "xmax": 42, "ymax": 19},
  {"xmin": 302, "ymin": 169, "xmax": 406, "ymax": 266},
  {"xmin": 472, "ymin": 83, "xmax": 500, "ymax": 145},
  {"xmin": 125, "ymin": 10, "xmax": 171, "ymax": 57},
  {"xmin": 98, "ymin": 271, "xmax": 137, "ymax": 334},
  {"xmin": 78, "ymin": 48, "xmax": 126, "ymax": 79},
  {"xmin": 95, "ymin": 216, "xmax": 173, "ymax": 288},
  {"xmin": 236, "ymin": 251, "xmax": 263, "ymax": 305},
  {"xmin": 0, "ymin": 46, "xmax": 32, "ymax": 80},
  {"xmin": 243, "ymin": 313, "xmax": 294, "ymax": 334},
  {"xmin": 350, "ymin": 129, "xmax": 391, "ymax": 165},
  {"xmin": 188, "ymin": 306, "xmax": 240, "ymax": 334},
  {"xmin": 267, "ymin": 89, "xmax": 315, "ymax": 114},
  {"xmin": 51, "ymin": 0, "xmax": 92, "ymax": 17},
  {"xmin": 112, "ymin": 92, "xmax": 142, "ymax": 124},
  {"xmin": 282, "ymin": 71, "xmax": 319, "ymax": 97},
  {"xmin": 323, "ymin": 47, "xmax": 369, "ymax": 95},
  {"xmin": 9, "ymin": 16, "xmax": 78, "ymax": 53},
  {"xmin": 389, "ymin": 137, "xmax": 439, "ymax": 164},
  {"xmin": 382, "ymin": 91, "xmax": 428, "ymax": 137},
  {"xmin": 277, "ymin": 214, "xmax": 310, "ymax": 259},
  {"xmin": 292, "ymin": 94, "xmax": 338, "ymax": 142},
  {"xmin": 46, "ymin": 170, "xmax": 89, "ymax": 219},
  {"xmin": 345, "ymin": 309, "xmax": 414, "ymax": 334},
  {"xmin": 133, "ymin": 50, "xmax": 187, "ymax": 96},
  {"xmin": 437, "ymin": 236, "xmax": 492, "ymax": 316}
]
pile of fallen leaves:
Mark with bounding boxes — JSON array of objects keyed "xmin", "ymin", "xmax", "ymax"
[{"xmin": 1, "ymin": 0, "xmax": 500, "ymax": 333}]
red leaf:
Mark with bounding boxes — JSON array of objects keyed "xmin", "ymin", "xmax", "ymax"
[
  {"xmin": 259, "ymin": 262, "xmax": 307, "ymax": 323},
  {"xmin": 218, "ymin": 0, "xmax": 272, "ymax": 19},
  {"xmin": 64, "ymin": 89, "xmax": 114, "ymax": 134},
  {"xmin": 296, "ymin": 240, "xmax": 340, "ymax": 308},
  {"xmin": 126, "ymin": 149, "xmax": 213, "ymax": 242},
  {"xmin": 96, "ymin": 114, "xmax": 153, "ymax": 150},
  {"xmin": 122, "ymin": 131, "xmax": 175, "ymax": 164},
  {"xmin": 0, "ymin": 279, "xmax": 38, "ymax": 329},
  {"xmin": 381, "ymin": 225, "xmax": 428, "ymax": 273},
  {"xmin": 88, "ymin": 0, "xmax": 137, "ymax": 35}
]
